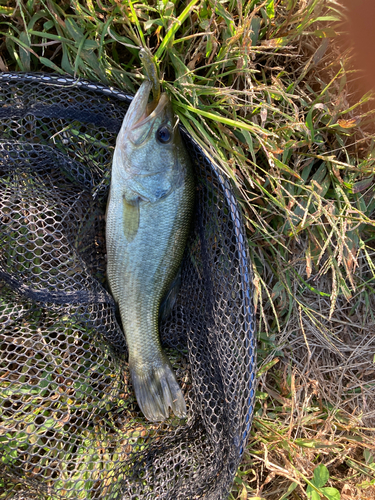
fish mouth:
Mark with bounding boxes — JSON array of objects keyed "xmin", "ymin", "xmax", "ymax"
[{"xmin": 123, "ymin": 80, "xmax": 170, "ymax": 133}]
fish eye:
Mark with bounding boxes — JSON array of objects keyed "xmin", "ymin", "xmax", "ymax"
[{"xmin": 156, "ymin": 126, "xmax": 172, "ymax": 144}]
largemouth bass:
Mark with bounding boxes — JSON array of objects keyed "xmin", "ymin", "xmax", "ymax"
[{"xmin": 106, "ymin": 80, "xmax": 194, "ymax": 421}]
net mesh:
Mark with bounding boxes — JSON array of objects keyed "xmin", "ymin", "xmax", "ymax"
[{"xmin": 0, "ymin": 73, "xmax": 256, "ymax": 500}]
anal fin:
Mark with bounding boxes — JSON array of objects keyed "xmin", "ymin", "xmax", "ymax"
[{"xmin": 159, "ymin": 267, "xmax": 182, "ymax": 322}]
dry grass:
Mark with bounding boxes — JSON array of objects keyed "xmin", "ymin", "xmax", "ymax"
[{"xmin": 0, "ymin": 0, "xmax": 375, "ymax": 498}]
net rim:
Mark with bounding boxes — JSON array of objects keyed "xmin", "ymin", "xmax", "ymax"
[{"xmin": 0, "ymin": 70, "xmax": 256, "ymax": 458}]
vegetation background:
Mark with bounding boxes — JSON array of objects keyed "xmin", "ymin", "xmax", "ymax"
[{"xmin": 0, "ymin": 0, "xmax": 375, "ymax": 498}]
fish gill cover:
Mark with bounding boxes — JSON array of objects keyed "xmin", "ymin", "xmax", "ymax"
[{"xmin": 0, "ymin": 73, "xmax": 256, "ymax": 500}]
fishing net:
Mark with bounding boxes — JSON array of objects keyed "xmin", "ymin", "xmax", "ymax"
[{"xmin": 0, "ymin": 73, "xmax": 256, "ymax": 500}]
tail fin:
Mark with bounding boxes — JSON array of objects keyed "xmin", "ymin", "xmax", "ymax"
[{"xmin": 129, "ymin": 355, "xmax": 186, "ymax": 422}]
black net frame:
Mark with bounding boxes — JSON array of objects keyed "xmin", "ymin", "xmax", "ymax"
[{"xmin": 0, "ymin": 72, "xmax": 256, "ymax": 500}]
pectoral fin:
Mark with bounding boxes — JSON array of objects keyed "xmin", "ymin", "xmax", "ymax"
[{"xmin": 122, "ymin": 197, "xmax": 140, "ymax": 242}]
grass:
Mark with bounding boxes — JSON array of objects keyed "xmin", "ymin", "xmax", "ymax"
[{"xmin": 1, "ymin": 0, "xmax": 375, "ymax": 498}]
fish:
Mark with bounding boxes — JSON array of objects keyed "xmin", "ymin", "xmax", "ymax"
[{"xmin": 106, "ymin": 80, "xmax": 194, "ymax": 422}]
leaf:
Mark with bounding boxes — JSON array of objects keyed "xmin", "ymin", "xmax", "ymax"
[
  {"xmin": 28, "ymin": 29, "xmax": 75, "ymax": 45},
  {"xmin": 274, "ymin": 157, "xmax": 302, "ymax": 180},
  {"xmin": 65, "ymin": 17, "xmax": 84, "ymax": 42},
  {"xmin": 127, "ymin": 0, "xmax": 146, "ymax": 46},
  {"xmin": 314, "ymin": 15, "xmax": 342, "ymax": 22},
  {"xmin": 306, "ymin": 241, "xmax": 312, "ymax": 278},
  {"xmin": 265, "ymin": 0, "xmax": 275, "ymax": 19},
  {"xmin": 39, "ymin": 57, "xmax": 65, "ymax": 73},
  {"xmin": 310, "ymin": 163, "xmax": 330, "ymax": 197},
  {"xmin": 312, "ymin": 464, "xmax": 329, "ymax": 488},
  {"xmin": 314, "ymin": 27, "xmax": 337, "ymax": 38},
  {"xmin": 352, "ymin": 176, "xmax": 374, "ymax": 193},
  {"xmin": 235, "ymin": 130, "xmax": 256, "ymax": 163},
  {"xmin": 364, "ymin": 449, "xmax": 374, "ymax": 465},
  {"xmin": 311, "ymin": 163, "xmax": 327, "ymax": 184},
  {"xmin": 19, "ymin": 32, "xmax": 31, "ymax": 71},
  {"xmin": 255, "ymin": 391, "xmax": 269, "ymax": 400},
  {"xmin": 286, "ymin": 0, "xmax": 296, "ymax": 8},
  {"xmin": 261, "ymin": 37, "xmax": 287, "ymax": 47},
  {"xmin": 256, "ymin": 358, "xmax": 279, "ymax": 377},
  {"xmin": 305, "ymin": 104, "xmax": 327, "ymax": 142},
  {"xmin": 61, "ymin": 47, "xmax": 74, "ymax": 74},
  {"xmin": 250, "ymin": 17, "xmax": 261, "ymax": 46},
  {"xmin": 279, "ymin": 482, "xmax": 298, "ymax": 500},
  {"xmin": 214, "ymin": 2, "xmax": 235, "ymax": 36},
  {"xmin": 205, "ymin": 33, "xmax": 213, "ymax": 58},
  {"xmin": 294, "ymin": 439, "xmax": 336, "ymax": 449},
  {"xmin": 174, "ymin": 101, "xmax": 276, "ymax": 136},
  {"xmin": 293, "ymin": 268, "xmax": 331, "ymax": 297},
  {"xmin": 320, "ymin": 487, "xmax": 340, "ymax": 500},
  {"xmin": 155, "ymin": 0, "xmax": 200, "ymax": 59},
  {"xmin": 144, "ymin": 18, "xmax": 161, "ymax": 31},
  {"xmin": 337, "ymin": 118, "xmax": 358, "ymax": 129},
  {"xmin": 344, "ymin": 229, "xmax": 358, "ymax": 276},
  {"xmin": 82, "ymin": 40, "xmax": 99, "ymax": 51},
  {"xmin": 240, "ymin": 484, "xmax": 247, "ymax": 500},
  {"xmin": 43, "ymin": 20, "xmax": 55, "ymax": 30},
  {"xmin": 306, "ymin": 486, "xmax": 321, "ymax": 500},
  {"xmin": 313, "ymin": 38, "xmax": 330, "ymax": 65},
  {"xmin": 0, "ymin": 6, "xmax": 15, "ymax": 15},
  {"xmin": 169, "ymin": 47, "xmax": 194, "ymax": 88}
]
